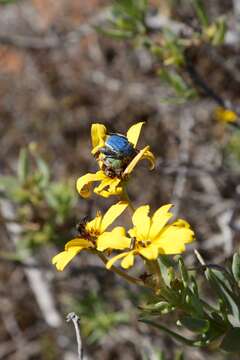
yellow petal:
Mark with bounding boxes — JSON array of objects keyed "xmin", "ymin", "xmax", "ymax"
[
  {"xmin": 126, "ymin": 122, "xmax": 145, "ymax": 147},
  {"xmin": 109, "ymin": 178, "xmax": 121, "ymax": 190},
  {"xmin": 97, "ymin": 158, "xmax": 104, "ymax": 170},
  {"xmin": 139, "ymin": 244, "xmax": 159, "ymax": 260},
  {"xmin": 158, "ymin": 239, "xmax": 186, "ymax": 254},
  {"xmin": 65, "ymin": 238, "xmax": 94, "ymax": 250},
  {"xmin": 91, "ymin": 123, "xmax": 107, "ymax": 154},
  {"xmin": 121, "ymin": 251, "xmax": 135, "ymax": 269},
  {"xmin": 106, "ymin": 252, "xmax": 130, "ymax": 269},
  {"xmin": 94, "ymin": 188, "xmax": 122, "ymax": 198},
  {"xmin": 172, "ymin": 219, "xmax": 191, "ymax": 228},
  {"xmin": 94, "ymin": 177, "xmax": 122, "ymax": 198},
  {"xmin": 167, "ymin": 220, "xmax": 194, "ymax": 244},
  {"xmin": 94, "ymin": 176, "xmax": 114, "ymax": 192},
  {"xmin": 52, "ymin": 247, "xmax": 82, "ymax": 271},
  {"xmin": 85, "ymin": 214, "xmax": 103, "ymax": 234},
  {"xmin": 141, "ymin": 149, "xmax": 155, "ymax": 170},
  {"xmin": 132, "ymin": 205, "xmax": 150, "ymax": 240},
  {"xmin": 76, "ymin": 171, "xmax": 106, "ymax": 198},
  {"xmin": 128, "ymin": 227, "xmax": 137, "ymax": 238},
  {"xmin": 108, "ymin": 180, "xmax": 123, "ymax": 196},
  {"xmin": 149, "ymin": 204, "xmax": 173, "ymax": 240},
  {"xmin": 97, "ymin": 227, "xmax": 131, "ymax": 251},
  {"xmin": 123, "ymin": 146, "xmax": 151, "ymax": 176},
  {"xmin": 100, "ymin": 201, "xmax": 128, "ymax": 232},
  {"xmin": 155, "ymin": 226, "xmax": 194, "ymax": 254}
]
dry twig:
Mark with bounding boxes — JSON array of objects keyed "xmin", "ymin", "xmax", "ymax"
[{"xmin": 66, "ymin": 312, "xmax": 84, "ymax": 360}]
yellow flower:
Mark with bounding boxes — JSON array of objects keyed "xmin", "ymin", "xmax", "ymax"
[
  {"xmin": 76, "ymin": 170, "xmax": 122, "ymax": 199},
  {"xmin": 77, "ymin": 122, "xmax": 155, "ymax": 198},
  {"xmin": 214, "ymin": 107, "xmax": 238, "ymax": 124},
  {"xmin": 99, "ymin": 204, "xmax": 194, "ymax": 269},
  {"xmin": 52, "ymin": 201, "xmax": 128, "ymax": 271}
]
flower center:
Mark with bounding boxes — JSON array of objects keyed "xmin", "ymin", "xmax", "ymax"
[
  {"xmin": 88, "ymin": 230, "xmax": 100, "ymax": 242},
  {"xmin": 76, "ymin": 219, "xmax": 99, "ymax": 243},
  {"xmin": 131, "ymin": 238, "xmax": 151, "ymax": 249},
  {"xmin": 139, "ymin": 240, "xmax": 151, "ymax": 248}
]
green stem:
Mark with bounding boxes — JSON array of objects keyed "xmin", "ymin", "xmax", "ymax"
[
  {"xmin": 97, "ymin": 252, "xmax": 148, "ymax": 287},
  {"xmin": 121, "ymin": 184, "xmax": 135, "ymax": 213},
  {"xmin": 145, "ymin": 259, "xmax": 167, "ymax": 294}
]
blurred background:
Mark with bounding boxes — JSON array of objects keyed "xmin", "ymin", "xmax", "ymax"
[{"xmin": 1, "ymin": 0, "xmax": 240, "ymax": 359}]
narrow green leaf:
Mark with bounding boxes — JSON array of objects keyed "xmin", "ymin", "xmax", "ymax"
[
  {"xmin": 140, "ymin": 319, "xmax": 198, "ymax": 346},
  {"xmin": 189, "ymin": 276, "xmax": 199, "ymax": 297},
  {"xmin": 179, "ymin": 316, "xmax": 209, "ymax": 333},
  {"xmin": 113, "ymin": 0, "xmax": 147, "ymax": 22},
  {"xmin": 192, "ymin": 0, "xmax": 209, "ymax": 28},
  {"xmin": 158, "ymin": 254, "xmax": 175, "ymax": 268},
  {"xmin": 36, "ymin": 157, "xmax": 50, "ymax": 187},
  {"xmin": 141, "ymin": 301, "xmax": 173, "ymax": 314},
  {"xmin": 178, "ymin": 257, "xmax": 189, "ymax": 287},
  {"xmin": 232, "ymin": 253, "xmax": 240, "ymax": 284},
  {"xmin": 158, "ymin": 69, "xmax": 189, "ymax": 95},
  {"xmin": 212, "ymin": 18, "xmax": 227, "ymax": 45},
  {"xmin": 17, "ymin": 148, "xmax": 29, "ymax": 183},
  {"xmin": 206, "ymin": 269, "xmax": 240, "ymax": 326},
  {"xmin": 158, "ymin": 255, "xmax": 175, "ymax": 287},
  {"xmin": 183, "ymin": 288, "xmax": 204, "ymax": 318}
]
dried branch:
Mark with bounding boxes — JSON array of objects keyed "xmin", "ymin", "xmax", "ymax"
[{"xmin": 66, "ymin": 312, "xmax": 84, "ymax": 360}]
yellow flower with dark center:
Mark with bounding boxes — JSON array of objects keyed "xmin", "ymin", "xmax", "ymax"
[
  {"xmin": 97, "ymin": 204, "xmax": 194, "ymax": 269},
  {"xmin": 77, "ymin": 122, "xmax": 155, "ymax": 198},
  {"xmin": 52, "ymin": 201, "xmax": 128, "ymax": 271}
]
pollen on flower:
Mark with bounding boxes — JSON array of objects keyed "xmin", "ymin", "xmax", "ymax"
[{"xmin": 89, "ymin": 229, "xmax": 101, "ymax": 238}]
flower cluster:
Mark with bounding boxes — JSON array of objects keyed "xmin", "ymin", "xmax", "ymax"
[{"xmin": 52, "ymin": 122, "xmax": 195, "ymax": 282}]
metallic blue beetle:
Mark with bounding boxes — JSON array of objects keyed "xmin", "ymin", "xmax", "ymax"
[
  {"xmin": 104, "ymin": 134, "xmax": 135, "ymax": 158},
  {"xmin": 98, "ymin": 133, "xmax": 137, "ymax": 177}
]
